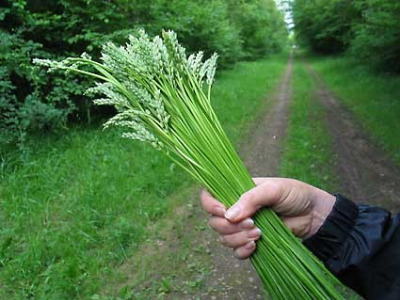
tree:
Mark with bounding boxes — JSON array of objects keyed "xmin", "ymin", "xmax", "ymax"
[
  {"xmin": 351, "ymin": 0, "xmax": 400, "ymax": 73},
  {"xmin": 291, "ymin": 0, "xmax": 357, "ymax": 54}
]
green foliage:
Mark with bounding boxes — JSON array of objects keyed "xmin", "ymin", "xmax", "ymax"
[
  {"xmin": 147, "ymin": 0, "xmax": 243, "ymax": 67},
  {"xmin": 350, "ymin": 0, "xmax": 400, "ymax": 73},
  {"xmin": 0, "ymin": 66, "xmax": 19, "ymax": 144},
  {"xmin": 0, "ymin": 57, "xmax": 287, "ymax": 300},
  {"xmin": 0, "ymin": 32, "xmax": 72, "ymax": 146},
  {"xmin": 291, "ymin": 0, "xmax": 357, "ymax": 54},
  {"xmin": 227, "ymin": 0, "xmax": 288, "ymax": 59},
  {"xmin": 291, "ymin": 0, "xmax": 400, "ymax": 73},
  {"xmin": 0, "ymin": 0, "xmax": 287, "ymax": 145}
]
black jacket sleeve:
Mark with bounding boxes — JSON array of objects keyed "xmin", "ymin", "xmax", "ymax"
[{"xmin": 303, "ymin": 194, "xmax": 400, "ymax": 300}]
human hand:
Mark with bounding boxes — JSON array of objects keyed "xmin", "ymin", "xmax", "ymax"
[{"xmin": 200, "ymin": 177, "xmax": 335, "ymax": 259}]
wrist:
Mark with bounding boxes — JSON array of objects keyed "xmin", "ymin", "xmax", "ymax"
[
  {"xmin": 308, "ymin": 189, "xmax": 336, "ymax": 238},
  {"xmin": 303, "ymin": 194, "xmax": 359, "ymax": 268}
]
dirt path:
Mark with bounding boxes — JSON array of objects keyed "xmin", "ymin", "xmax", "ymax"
[
  {"xmin": 189, "ymin": 56, "xmax": 293, "ymax": 300},
  {"xmin": 303, "ymin": 61, "xmax": 400, "ymax": 211}
]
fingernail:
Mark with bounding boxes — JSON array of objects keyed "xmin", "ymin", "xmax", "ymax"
[
  {"xmin": 248, "ymin": 228, "xmax": 262, "ymax": 240},
  {"xmin": 242, "ymin": 218, "xmax": 255, "ymax": 229},
  {"xmin": 245, "ymin": 241, "xmax": 256, "ymax": 250},
  {"xmin": 225, "ymin": 205, "xmax": 241, "ymax": 221}
]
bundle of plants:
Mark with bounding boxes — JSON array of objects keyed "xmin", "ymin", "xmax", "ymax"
[{"xmin": 34, "ymin": 30, "xmax": 354, "ymax": 299}]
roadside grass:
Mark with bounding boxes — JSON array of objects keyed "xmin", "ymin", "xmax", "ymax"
[
  {"xmin": 101, "ymin": 186, "xmax": 213, "ymax": 300},
  {"xmin": 279, "ymin": 58, "xmax": 338, "ymax": 192},
  {"xmin": 310, "ymin": 56, "xmax": 400, "ymax": 164},
  {"xmin": 0, "ymin": 55, "xmax": 287, "ymax": 299},
  {"xmin": 0, "ymin": 129, "xmax": 186, "ymax": 300}
]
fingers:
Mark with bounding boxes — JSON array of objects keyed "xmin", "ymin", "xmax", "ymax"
[
  {"xmin": 207, "ymin": 214, "xmax": 260, "ymax": 260},
  {"xmin": 209, "ymin": 216, "xmax": 255, "ymax": 234},
  {"xmin": 200, "ymin": 189, "xmax": 226, "ymax": 217},
  {"xmin": 225, "ymin": 179, "xmax": 283, "ymax": 223},
  {"xmin": 220, "ymin": 227, "xmax": 261, "ymax": 248},
  {"xmin": 234, "ymin": 241, "xmax": 257, "ymax": 259}
]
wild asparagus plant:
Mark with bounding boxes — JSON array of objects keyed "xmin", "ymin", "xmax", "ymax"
[{"xmin": 34, "ymin": 29, "xmax": 355, "ymax": 299}]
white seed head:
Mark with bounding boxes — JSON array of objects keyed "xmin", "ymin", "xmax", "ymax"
[
  {"xmin": 86, "ymin": 82, "xmax": 130, "ymax": 110},
  {"xmin": 188, "ymin": 51, "xmax": 204, "ymax": 77},
  {"xmin": 81, "ymin": 52, "xmax": 92, "ymax": 60},
  {"xmin": 206, "ymin": 53, "xmax": 218, "ymax": 85},
  {"xmin": 35, "ymin": 29, "xmax": 218, "ymax": 148}
]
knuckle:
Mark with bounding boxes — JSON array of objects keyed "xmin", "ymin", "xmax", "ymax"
[
  {"xmin": 208, "ymin": 219, "xmax": 215, "ymax": 230},
  {"xmin": 200, "ymin": 190, "xmax": 214, "ymax": 211},
  {"xmin": 242, "ymin": 190, "xmax": 261, "ymax": 209},
  {"xmin": 227, "ymin": 233, "xmax": 243, "ymax": 248},
  {"xmin": 220, "ymin": 234, "xmax": 235, "ymax": 248},
  {"xmin": 216, "ymin": 219, "xmax": 237, "ymax": 234},
  {"xmin": 201, "ymin": 200, "xmax": 209, "ymax": 212},
  {"xmin": 233, "ymin": 250, "xmax": 244, "ymax": 259},
  {"xmin": 243, "ymin": 190, "xmax": 256, "ymax": 203},
  {"xmin": 220, "ymin": 223, "xmax": 230, "ymax": 234},
  {"xmin": 219, "ymin": 235, "xmax": 228, "ymax": 246},
  {"xmin": 233, "ymin": 248, "xmax": 248, "ymax": 260},
  {"xmin": 200, "ymin": 190, "xmax": 207, "ymax": 204},
  {"xmin": 209, "ymin": 218, "xmax": 226, "ymax": 233},
  {"xmin": 208, "ymin": 217, "xmax": 219, "ymax": 231}
]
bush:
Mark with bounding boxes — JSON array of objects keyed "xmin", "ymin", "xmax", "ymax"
[
  {"xmin": 350, "ymin": 0, "xmax": 400, "ymax": 73},
  {"xmin": 0, "ymin": 31, "xmax": 73, "ymax": 145},
  {"xmin": 291, "ymin": 0, "xmax": 357, "ymax": 54},
  {"xmin": 291, "ymin": 0, "xmax": 400, "ymax": 73},
  {"xmin": 228, "ymin": 0, "xmax": 287, "ymax": 59},
  {"xmin": 0, "ymin": 0, "xmax": 287, "ymax": 145}
]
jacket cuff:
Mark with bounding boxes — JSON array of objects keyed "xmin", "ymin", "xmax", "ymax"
[{"xmin": 303, "ymin": 194, "xmax": 358, "ymax": 263}]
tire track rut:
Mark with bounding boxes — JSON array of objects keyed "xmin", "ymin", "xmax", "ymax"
[{"xmin": 303, "ymin": 61, "xmax": 400, "ymax": 211}]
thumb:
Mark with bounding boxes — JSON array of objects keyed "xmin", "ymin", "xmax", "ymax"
[{"xmin": 224, "ymin": 181, "xmax": 280, "ymax": 222}]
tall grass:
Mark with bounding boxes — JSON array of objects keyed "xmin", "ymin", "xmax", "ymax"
[{"xmin": 0, "ymin": 57, "xmax": 286, "ymax": 299}]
